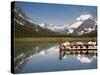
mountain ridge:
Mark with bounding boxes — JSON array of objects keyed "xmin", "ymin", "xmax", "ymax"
[
  {"xmin": 13, "ymin": 5, "xmax": 60, "ymax": 37},
  {"xmin": 12, "ymin": 4, "xmax": 97, "ymax": 37}
]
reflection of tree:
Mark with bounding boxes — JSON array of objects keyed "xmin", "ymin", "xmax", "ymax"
[{"xmin": 14, "ymin": 42, "xmax": 57, "ymax": 73}]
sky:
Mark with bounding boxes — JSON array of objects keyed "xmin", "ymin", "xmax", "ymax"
[{"xmin": 16, "ymin": 1, "xmax": 97, "ymax": 25}]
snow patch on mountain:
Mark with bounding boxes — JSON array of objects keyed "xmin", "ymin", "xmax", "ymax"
[
  {"xmin": 77, "ymin": 14, "xmax": 93, "ymax": 21},
  {"xmin": 39, "ymin": 23, "xmax": 47, "ymax": 28},
  {"xmin": 19, "ymin": 14, "xmax": 25, "ymax": 20},
  {"xmin": 39, "ymin": 23, "xmax": 68, "ymax": 34},
  {"xmin": 68, "ymin": 21, "xmax": 83, "ymax": 29},
  {"xmin": 49, "ymin": 25, "xmax": 67, "ymax": 31},
  {"xmin": 20, "ymin": 22, "xmax": 24, "ymax": 26}
]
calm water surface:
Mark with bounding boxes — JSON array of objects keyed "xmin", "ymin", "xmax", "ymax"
[{"xmin": 14, "ymin": 41, "xmax": 97, "ymax": 73}]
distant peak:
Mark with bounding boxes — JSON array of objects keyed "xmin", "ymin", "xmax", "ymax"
[{"xmin": 76, "ymin": 13, "xmax": 93, "ymax": 21}]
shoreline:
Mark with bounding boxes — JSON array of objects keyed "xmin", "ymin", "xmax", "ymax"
[{"xmin": 15, "ymin": 37, "xmax": 97, "ymax": 42}]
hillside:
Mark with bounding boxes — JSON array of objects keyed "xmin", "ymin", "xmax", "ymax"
[{"xmin": 12, "ymin": 3, "xmax": 60, "ymax": 37}]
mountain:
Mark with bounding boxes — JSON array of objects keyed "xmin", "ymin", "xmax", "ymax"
[
  {"xmin": 39, "ymin": 23, "xmax": 68, "ymax": 34},
  {"xmin": 38, "ymin": 14, "xmax": 97, "ymax": 36},
  {"xmin": 12, "ymin": 3, "xmax": 97, "ymax": 37},
  {"xmin": 12, "ymin": 4, "xmax": 59, "ymax": 37},
  {"xmin": 66, "ymin": 13, "xmax": 97, "ymax": 35}
]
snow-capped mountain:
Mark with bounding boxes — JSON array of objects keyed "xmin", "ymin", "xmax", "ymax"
[
  {"xmin": 13, "ymin": 3, "xmax": 97, "ymax": 36},
  {"xmin": 39, "ymin": 13, "xmax": 97, "ymax": 35},
  {"xmin": 66, "ymin": 13, "xmax": 97, "ymax": 35},
  {"xmin": 39, "ymin": 23, "xmax": 68, "ymax": 34}
]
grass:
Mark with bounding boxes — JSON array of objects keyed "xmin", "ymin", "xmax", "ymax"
[{"xmin": 15, "ymin": 37, "xmax": 97, "ymax": 42}]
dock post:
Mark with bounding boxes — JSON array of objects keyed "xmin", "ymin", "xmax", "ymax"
[{"xmin": 59, "ymin": 39, "xmax": 62, "ymax": 60}]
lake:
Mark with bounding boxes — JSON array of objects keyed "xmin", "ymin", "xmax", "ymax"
[{"xmin": 14, "ymin": 41, "xmax": 97, "ymax": 73}]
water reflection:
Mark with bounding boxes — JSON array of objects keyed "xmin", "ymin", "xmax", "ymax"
[
  {"xmin": 77, "ymin": 54, "xmax": 96, "ymax": 63},
  {"xmin": 14, "ymin": 42, "xmax": 97, "ymax": 73},
  {"xmin": 59, "ymin": 49, "xmax": 97, "ymax": 64},
  {"xmin": 14, "ymin": 42, "xmax": 58, "ymax": 73}
]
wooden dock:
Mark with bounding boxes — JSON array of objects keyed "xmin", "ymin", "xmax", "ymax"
[{"xmin": 59, "ymin": 41, "xmax": 97, "ymax": 60}]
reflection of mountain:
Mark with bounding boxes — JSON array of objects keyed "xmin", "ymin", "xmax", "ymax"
[
  {"xmin": 39, "ymin": 45, "xmax": 59, "ymax": 55},
  {"xmin": 77, "ymin": 54, "xmax": 96, "ymax": 63},
  {"xmin": 60, "ymin": 53, "xmax": 97, "ymax": 64},
  {"xmin": 14, "ymin": 42, "xmax": 97, "ymax": 73},
  {"xmin": 14, "ymin": 42, "xmax": 57, "ymax": 73}
]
